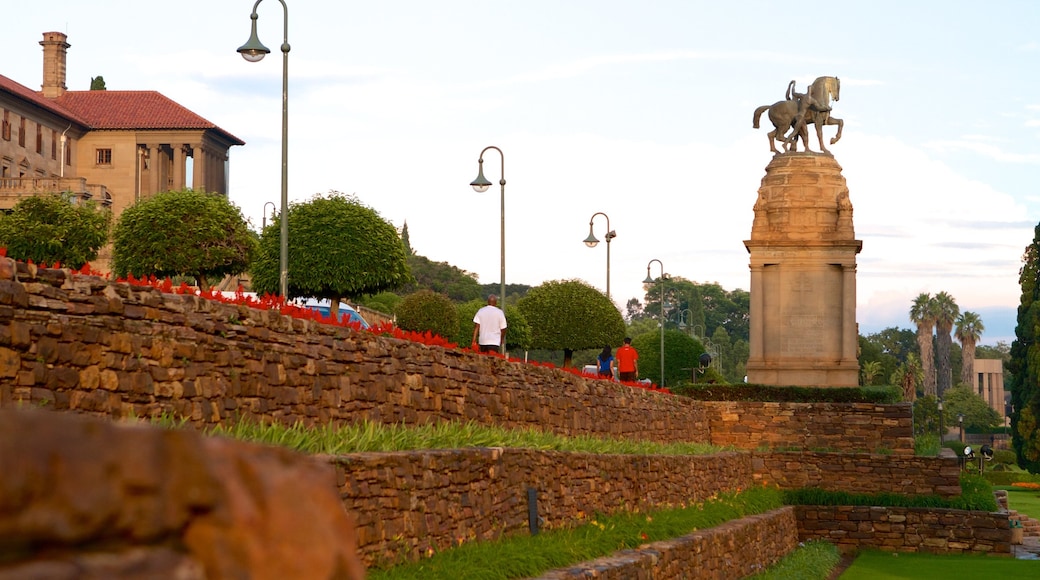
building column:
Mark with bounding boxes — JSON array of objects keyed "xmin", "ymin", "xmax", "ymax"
[
  {"xmin": 147, "ymin": 144, "xmax": 161, "ymax": 197},
  {"xmin": 841, "ymin": 264, "xmax": 857, "ymax": 361},
  {"xmin": 192, "ymin": 144, "xmax": 205, "ymax": 192},
  {"xmin": 749, "ymin": 264, "xmax": 764, "ymax": 360},
  {"xmin": 172, "ymin": 144, "xmax": 186, "ymax": 191}
]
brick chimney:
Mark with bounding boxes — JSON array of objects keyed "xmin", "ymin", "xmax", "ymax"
[{"xmin": 40, "ymin": 32, "xmax": 70, "ymax": 98}]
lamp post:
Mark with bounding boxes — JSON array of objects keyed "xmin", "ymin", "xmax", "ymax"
[
  {"xmin": 643, "ymin": 259, "xmax": 665, "ymax": 387},
  {"xmin": 470, "ymin": 146, "xmax": 506, "ymax": 354},
  {"xmin": 239, "ymin": 0, "xmax": 290, "ymax": 298},
  {"xmin": 583, "ymin": 212, "xmax": 616, "ymax": 301},
  {"xmin": 262, "ymin": 201, "xmax": 276, "ymax": 229},
  {"xmin": 958, "ymin": 413, "xmax": 965, "ymax": 444}
]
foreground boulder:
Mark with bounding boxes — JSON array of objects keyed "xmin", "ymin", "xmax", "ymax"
[{"xmin": 0, "ymin": 410, "xmax": 365, "ymax": 579}]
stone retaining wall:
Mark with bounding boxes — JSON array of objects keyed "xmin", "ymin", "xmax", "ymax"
[
  {"xmin": 0, "ymin": 264, "xmax": 914, "ymax": 454},
  {"xmin": 794, "ymin": 505, "xmax": 1012, "ymax": 555},
  {"xmin": 752, "ymin": 451, "xmax": 963, "ymax": 497},
  {"xmin": 708, "ymin": 401, "xmax": 915, "ymax": 454},
  {"xmin": 535, "ymin": 508, "xmax": 799, "ymax": 579},
  {"xmin": 330, "ymin": 449, "xmax": 755, "ymax": 567}
]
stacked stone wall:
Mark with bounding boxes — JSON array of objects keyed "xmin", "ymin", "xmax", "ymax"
[
  {"xmin": 707, "ymin": 401, "xmax": 915, "ymax": 454},
  {"xmin": 0, "ymin": 264, "xmax": 914, "ymax": 454},
  {"xmin": 795, "ymin": 506, "xmax": 1012, "ymax": 555},
  {"xmin": 330, "ymin": 449, "xmax": 754, "ymax": 567},
  {"xmin": 752, "ymin": 451, "xmax": 962, "ymax": 497}
]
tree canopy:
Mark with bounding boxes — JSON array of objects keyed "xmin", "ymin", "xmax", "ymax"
[
  {"xmin": 632, "ymin": 329, "xmax": 706, "ymax": 387},
  {"xmin": 941, "ymin": 385, "xmax": 1001, "ymax": 431},
  {"xmin": 250, "ymin": 192, "xmax": 411, "ymax": 311},
  {"xmin": 1010, "ymin": 222, "xmax": 1040, "ymax": 473},
  {"xmin": 0, "ymin": 192, "xmax": 110, "ymax": 269},
  {"xmin": 517, "ymin": 279, "xmax": 625, "ymax": 367},
  {"xmin": 395, "ymin": 290, "xmax": 458, "ymax": 341},
  {"xmin": 112, "ymin": 189, "xmax": 254, "ymax": 289}
]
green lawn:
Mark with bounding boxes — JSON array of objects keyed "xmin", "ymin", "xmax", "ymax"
[
  {"xmin": 996, "ymin": 486, "xmax": 1040, "ymax": 520},
  {"xmin": 840, "ymin": 551, "xmax": 1040, "ymax": 579}
]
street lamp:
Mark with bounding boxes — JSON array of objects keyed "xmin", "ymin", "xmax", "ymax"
[
  {"xmin": 643, "ymin": 259, "xmax": 665, "ymax": 387},
  {"xmin": 470, "ymin": 146, "xmax": 506, "ymax": 354},
  {"xmin": 583, "ymin": 212, "xmax": 616, "ymax": 301},
  {"xmin": 958, "ymin": 413, "xmax": 965, "ymax": 444},
  {"xmin": 239, "ymin": 0, "xmax": 290, "ymax": 298},
  {"xmin": 262, "ymin": 201, "xmax": 276, "ymax": 229}
]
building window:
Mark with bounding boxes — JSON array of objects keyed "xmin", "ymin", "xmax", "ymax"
[
  {"xmin": 96, "ymin": 148, "xmax": 112, "ymax": 165},
  {"xmin": 18, "ymin": 118, "xmax": 25, "ymax": 147},
  {"xmin": 1, "ymin": 111, "xmax": 9, "ymax": 141},
  {"xmin": 65, "ymin": 140, "xmax": 72, "ymax": 165},
  {"xmin": 51, "ymin": 130, "xmax": 57, "ymax": 159},
  {"xmin": 36, "ymin": 124, "xmax": 43, "ymax": 154}
]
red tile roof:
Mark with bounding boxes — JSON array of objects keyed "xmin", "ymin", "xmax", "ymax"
[
  {"xmin": 0, "ymin": 73, "xmax": 242, "ymax": 145},
  {"xmin": 0, "ymin": 73, "xmax": 88, "ymax": 126},
  {"xmin": 54, "ymin": 91, "xmax": 244, "ymax": 145}
]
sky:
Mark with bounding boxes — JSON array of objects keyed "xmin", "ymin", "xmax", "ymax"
[{"xmin": 5, "ymin": 1, "xmax": 1038, "ymax": 346}]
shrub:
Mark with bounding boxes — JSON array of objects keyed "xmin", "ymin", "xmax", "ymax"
[
  {"xmin": 781, "ymin": 473, "xmax": 995, "ymax": 512},
  {"xmin": 678, "ymin": 384, "xmax": 900, "ymax": 403},
  {"xmin": 993, "ymin": 449, "xmax": 1018, "ymax": 465},
  {"xmin": 395, "ymin": 290, "xmax": 458, "ymax": 342}
]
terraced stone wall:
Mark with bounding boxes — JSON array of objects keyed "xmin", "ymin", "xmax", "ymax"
[
  {"xmin": 752, "ymin": 451, "xmax": 962, "ymax": 497},
  {"xmin": 795, "ymin": 506, "xmax": 1012, "ymax": 555},
  {"xmin": 329, "ymin": 449, "xmax": 756, "ymax": 567}
]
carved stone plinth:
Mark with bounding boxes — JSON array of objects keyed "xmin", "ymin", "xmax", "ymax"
[{"xmin": 744, "ymin": 153, "xmax": 862, "ymax": 387}]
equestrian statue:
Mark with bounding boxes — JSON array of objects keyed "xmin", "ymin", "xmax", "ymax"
[{"xmin": 752, "ymin": 76, "xmax": 843, "ymax": 154}]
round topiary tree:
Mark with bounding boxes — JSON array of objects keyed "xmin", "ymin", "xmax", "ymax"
[
  {"xmin": 112, "ymin": 189, "xmax": 255, "ymax": 288},
  {"xmin": 0, "ymin": 192, "xmax": 111, "ymax": 269},
  {"xmin": 517, "ymin": 279, "xmax": 625, "ymax": 367},
  {"xmin": 455, "ymin": 299, "xmax": 532, "ymax": 352},
  {"xmin": 395, "ymin": 290, "xmax": 458, "ymax": 341},
  {"xmin": 632, "ymin": 329, "xmax": 705, "ymax": 387}
]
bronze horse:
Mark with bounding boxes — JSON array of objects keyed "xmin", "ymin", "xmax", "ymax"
[{"xmin": 753, "ymin": 76, "xmax": 843, "ymax": 154}]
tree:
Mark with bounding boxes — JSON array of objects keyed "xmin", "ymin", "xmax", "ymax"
[
  {"xmin": 941, "ymin": 384, "xmax": 1001, "ymax": 431},
  {"xmin": 860, "ymin": 360, "xmax": 883, "ymax": 386},
  {"xmin": 112, "ymin": 189, "xmax": 254, "ymax": 288},
  {"xmin": 955, "ymin": 311, "xmax": 985, "ymax": 388},
  {"xmin": 1010, "ymin": 223, "xmax": 1040, "ymax": 473},
  {"xmin": 395, "ymin": 290, "xmax": 458, "ymax": 341},
  {"xmin": 0, "ymin": 192, "xmax": 110, "ymax": 269},
  {"xmin": 454, "ymin": 298, "xmax": 531, "ymax": 351},
  {"xmin": 400, "ymin": 221, "xmax": 415, "ymax": 255},
  {"xmin": 517, "ymin": 279, "xmax": 625, "ymax": 367},
  {"xmin": 251, "ymin": 192, "xmax": 410, "ymax": 317},
  {"xmin": 632, "ymin": 329, "xmax": 706, "ymax": 387},
  {"xmin": 400, "ymin": 254, "xmax": 482, "ymax": 302},
  {"xmin": 933, "ymin": 291, "xmax": 960, "ymax": 396},
  {"xmin": 891, "ymin": 352, "xmax": 923, "ymax": 402},
  {"xmin": 89, "ymin": 76, "xmax": 106, "ymax": 90},
  {"xmin": 909, "ymin": 293, "xmax": 938, "ymax": 397}
]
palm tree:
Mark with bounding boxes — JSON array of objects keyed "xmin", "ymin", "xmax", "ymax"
[
  {"xmin": 861, "ymin": 360, "xmax": 882, "ymax": 386},
  {"xmin": 933, "ymin": 291, "xmax": 960, "ymax": 397},
  {"xmin": 955, "ymin": 311, "xmax": 985, "ymax": 390},
  {"xmin": 909, "ymin": 293, "xmax": 937, "ymax": 397}
]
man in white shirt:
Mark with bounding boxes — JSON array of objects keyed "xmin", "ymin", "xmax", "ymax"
[{"xmin": 471, "ymin": 294, "xmax": 507, "ymax": 354}]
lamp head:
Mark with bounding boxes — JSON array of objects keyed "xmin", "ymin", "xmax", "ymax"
[
  {"xmin": 238, "ymin": 15, "xmax": 271, "ymax": 63},
  {"xmin": 643, "ymin": 272, "xmax": 654, "ymax": 284},
  {"xmin": 583, "ymin": 227, "xmax": 599, "ymax": 248},
  {"xmin": 470, "ymin": 161, "xmax": 492, "ymax": 193}
]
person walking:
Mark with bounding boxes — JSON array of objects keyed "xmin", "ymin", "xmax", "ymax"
[
  {"xmin": 596, "ymin": 346, "xmax": 615, "ymax": 379},
  {"xmin": 616, "ymin": 337, "xmax": 639, "ymax": 382},
  {"xmin": 472, "ymin": 294, "xmax": 507, "ymax": 353}
]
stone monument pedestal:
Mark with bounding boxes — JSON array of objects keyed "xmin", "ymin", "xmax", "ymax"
[{"xmin": 744, "ymin": 153, "xmax": 862, "ymax": 387}]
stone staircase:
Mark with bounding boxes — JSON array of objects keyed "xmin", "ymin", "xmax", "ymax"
[{"xmin": 994, "ymin": 489, "xmax": 1040, "ymax": 537}]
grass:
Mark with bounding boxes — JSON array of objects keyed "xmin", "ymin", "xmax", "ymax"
[
  {"xmin": 746, "ymin": 540, "xmax": 840, "ymax": 580},
  {"xmin": 153, "ymin": 415, "xmax": 725, "ymax": 456},
  {"xmin": 839, "ymin": 550, "xmax": 1040, "ymax": 579},
  {"xmin": 781, "ymin": 472, "xmax": 998, "ymax": 512},
  {"xmin": 914, "ymin": 433, "xmax": 940, "ymax": 456},
  {"xmin": 994, "ymin": 486, "xmax": 1040, "ymax": 520},
  {"xmin": 367, "ymin": 486, "xmax": 784, "ymax": 579}
]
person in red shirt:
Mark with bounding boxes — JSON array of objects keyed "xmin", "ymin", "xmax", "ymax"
[{"xmin": 616, "ymin": 337, "xmax": 639, "ymax": 382}]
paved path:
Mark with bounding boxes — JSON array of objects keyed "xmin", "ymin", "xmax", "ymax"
[{"xmin": 1012, "ymin": 535, "xmax": 1040, "ymax": 560}]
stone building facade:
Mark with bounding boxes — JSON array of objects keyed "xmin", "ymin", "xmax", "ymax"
[{"xmin": 0, "ymin": 32, "xmax": 243, "ymax": 233}]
